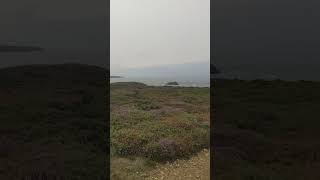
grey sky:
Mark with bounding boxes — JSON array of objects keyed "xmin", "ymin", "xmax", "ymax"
[
  {"xmin": 213, "ymin": 0, "xmax": 320, "ymax": 80},
  {"xmin": 111, "ymin": 0, "xmax": 210, "ymax": 74}
]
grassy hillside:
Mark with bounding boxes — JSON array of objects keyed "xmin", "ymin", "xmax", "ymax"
[
  {"xmin": 213, "ymin": 79, "xmax": 320, "ymax": 180},
  {"xmin": 0, "ymin": 64, "xmax": 107, "ymax": 179},
  {"xmin": 110, "ymin": 82, "xmax": 210, "ymax": 179}
]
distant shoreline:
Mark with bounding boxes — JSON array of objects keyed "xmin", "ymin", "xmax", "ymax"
[
  {"xmin": 110, "ymin": 82, "xmax": 210, "ymax": 89},
  {"xmin": 110, "ymin": 76, "xmax": 123, "ymax": 78}
]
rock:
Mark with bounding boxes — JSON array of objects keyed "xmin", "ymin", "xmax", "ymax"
[{"xmin": 166, "ymin": 81, "xmax": 179, "ymax": 86}]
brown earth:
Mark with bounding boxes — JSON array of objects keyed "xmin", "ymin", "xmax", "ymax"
[{"xmin": 146, "ymin": 149, "xmax": 210, "ymax": 180}]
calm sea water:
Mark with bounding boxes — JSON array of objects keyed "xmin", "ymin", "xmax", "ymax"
[{"xmin": 110, "ymin": 77, "xmax": 210, "ymax": 87}]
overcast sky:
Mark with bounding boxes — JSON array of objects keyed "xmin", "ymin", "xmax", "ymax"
[
  {"xmin": 111, "ymin": 0, "xmax": 210, "ymax": 74},
  {"xmin": 212, "ymin": 0, "xmax": 320, "ymax": 80},
  {"xmin": 0, "ymin": 0, "xmax": 106, "ymax": 49}
]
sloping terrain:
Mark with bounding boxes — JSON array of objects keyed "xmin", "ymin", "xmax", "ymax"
[
  {"xmin": 0, "ymin": 64, "xmax": 107, "ymax": 179},
  {"xmin": 213, "ymin": 79, "xmax": 320, "ymax": 180},
  {"xmin": 110, "ymin": 82, "xmax": 210, "ymax": 179}
]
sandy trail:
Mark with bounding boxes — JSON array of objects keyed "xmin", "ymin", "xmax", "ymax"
[{"xmin": 146, "ymin": 149, "xmax": 210, "ymax": 180}]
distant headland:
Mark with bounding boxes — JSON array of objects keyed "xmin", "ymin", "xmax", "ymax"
[
  {"xmin": 110, "ymin": 76, "xmax": 123, "ymax": 78},
  {"xmin": 0, "ymin": 45, "xmax": 44, "ymax": 52}
]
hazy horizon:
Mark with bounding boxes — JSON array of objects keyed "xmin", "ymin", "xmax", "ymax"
[{"xmin": 111, "ymin": 60, "xmax": 210, "ymax": 78}]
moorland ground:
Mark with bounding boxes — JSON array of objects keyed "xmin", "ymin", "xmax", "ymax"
[
  {"xmin": 110, "ymin": 82, "xmax": 210, "ymax": 179},
  {"xmin": 0, "ymin": 64, "xmax": 107, "ymax": 179},
  {"xmin": 213, "ymin": 79, "xmax": 320, "ymax": 180},
  {"xmin": 5, "ymin": 64, "xmax": 317, "ymax": 179}
]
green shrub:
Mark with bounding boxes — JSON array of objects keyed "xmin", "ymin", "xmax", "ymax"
[
  {"xmin": 135, "ymin": 99, "xmax": 160, "ymax": 110},
  {"xmin": 111, "ymin": 129, "xmax": 147, "ymax": 156},
  {"xmin": 146, "ymin": 138, "xmax": 183, "ymax": 161}
]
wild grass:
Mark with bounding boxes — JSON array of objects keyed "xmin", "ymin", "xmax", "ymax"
[{"xmin": 110, "ymin": 82, "xmax": 210, "ymax": 178}]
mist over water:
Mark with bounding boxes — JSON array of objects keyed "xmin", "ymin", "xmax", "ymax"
[
  {"xmin": 111, "ymin": 61, "xmax": 210, "ymax": 87},
  {"xmin": 213, "ymin": 61, "xmax": 320, "ymax": 81}
]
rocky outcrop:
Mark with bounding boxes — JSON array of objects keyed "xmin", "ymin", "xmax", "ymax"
[{"xmin": 166, "ymin": 82, "xmax": 179, "ymax": 86}]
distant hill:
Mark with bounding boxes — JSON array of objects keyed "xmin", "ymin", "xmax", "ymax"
[
  {"xmin": 0, "ymin": 63, "xmax": 107, "ymax": 85},
  {"xmin": 110, "ymin": 76, "xmax": 122, "ymax": 78},
  {"xmin": 0, "ymin": 45, "xmax": 44, "ymax": 52}
]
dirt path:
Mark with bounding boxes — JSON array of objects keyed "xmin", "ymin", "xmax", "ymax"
[{"xmin": 146, "ymin": 149, "xmax": 210, "ymax": 180}]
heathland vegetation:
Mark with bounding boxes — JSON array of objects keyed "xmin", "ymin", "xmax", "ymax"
[
  {"xmin": 110, "ymin": 82, "xmax": 210, "ymax": 179},
  {"xmin": 213, "ymin": 79, "xmax": 320, "ymax": 180}
]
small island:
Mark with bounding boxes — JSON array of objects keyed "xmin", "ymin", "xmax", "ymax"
[{"xmin": 165, "ymin": 81, "xmax": 179, "ymax": 86}]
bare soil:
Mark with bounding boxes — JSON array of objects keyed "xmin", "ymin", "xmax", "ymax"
[{"xmin": 146, "ymin": 149, "xmax": 210, "ymax": 180}]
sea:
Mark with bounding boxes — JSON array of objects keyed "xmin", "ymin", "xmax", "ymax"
[{"xmin": 110, "ymin": 76, "xmax": 210, "ymax": 87}]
